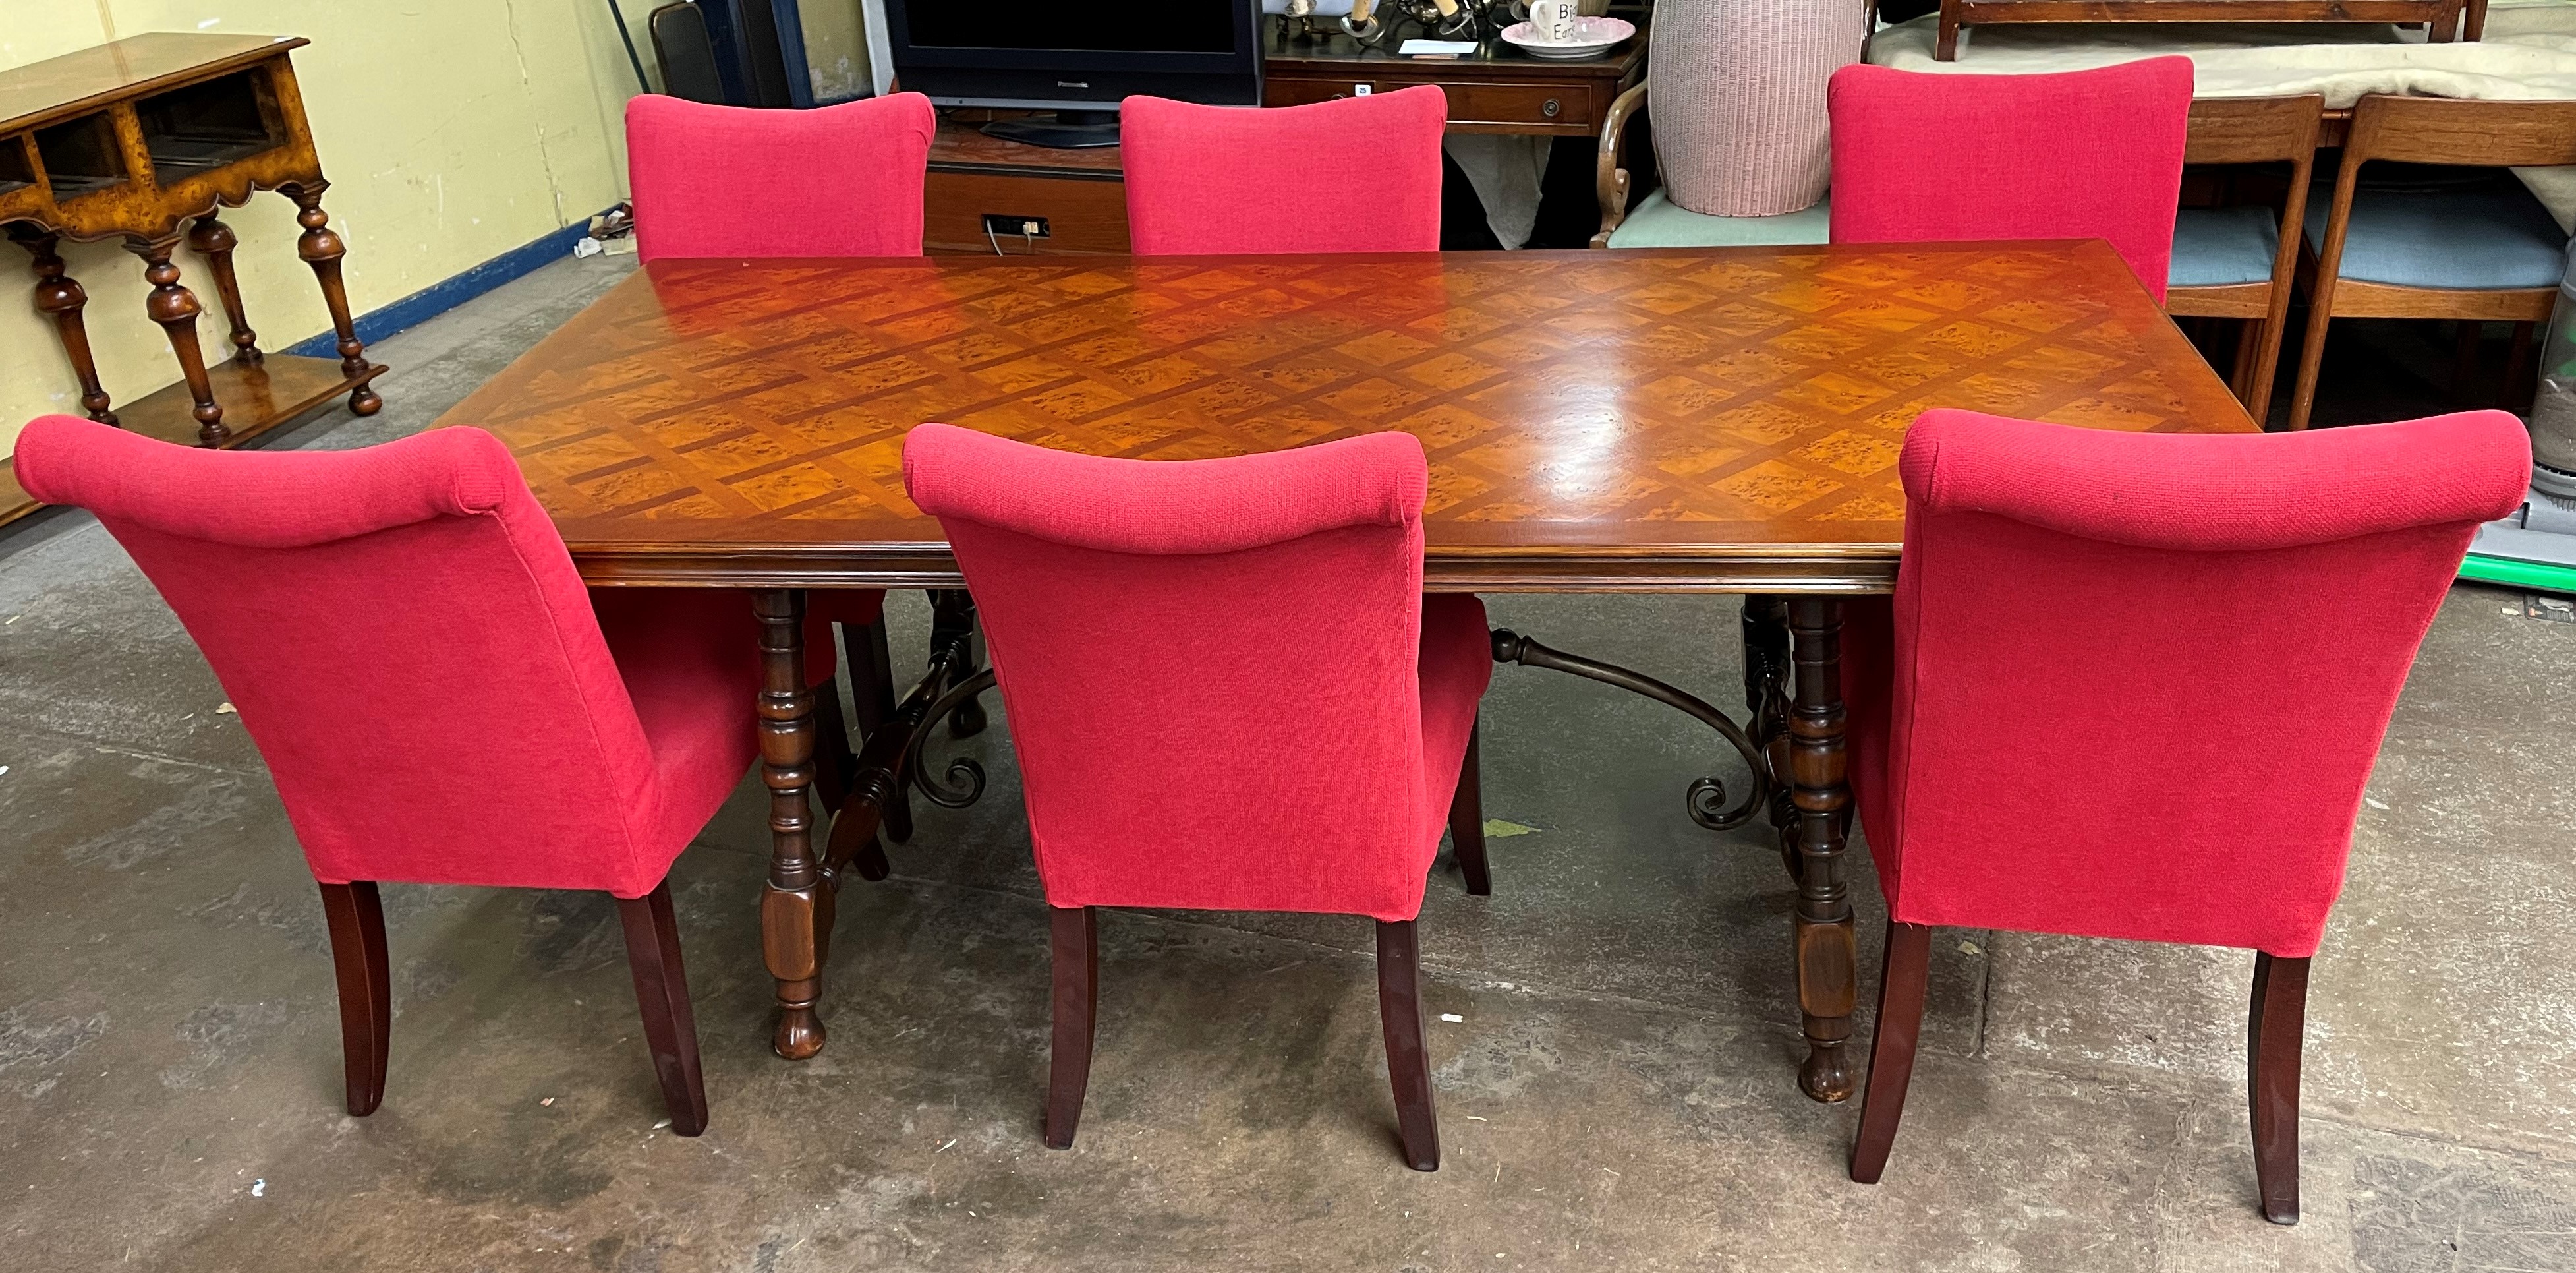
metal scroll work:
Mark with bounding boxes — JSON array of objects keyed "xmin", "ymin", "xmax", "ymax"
[
  {"xmin": 1488, "ymin": 628, "xmax": 1776, "ymax": 831},
  {"xmin": 822, "ymin": 592, "xmax": 996, "ymax": 884}
]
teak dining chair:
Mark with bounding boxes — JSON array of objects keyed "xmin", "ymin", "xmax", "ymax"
[
  {"xmin": 903, "ymin": 424, "xmax": 1492, "ymax": 1171},
  {"xmin": 625, "ymin": 88, "xmax": 946, "ymax": 821},
  {"xmin": 2166, "ymin": 96, "xmax": 2324, "ymax": 419},
  {"xmin": 1118, "ymin": 86, "xmax": 1449, "ymax": 254},
  {"xmin": 11, "ymin": 417, "xmax": 790, "ymax": 1135},
  {"xmin": 1827, "ymin": 58, "xmax": 2196, "ymax": 301},
  {"xmin": 2289, "ymin": 95, "xmax": 2576, "ymax": 431},
  {"xmin": 1839, "ymin": 408, "xmax": 2531, "ymax": 1223}
]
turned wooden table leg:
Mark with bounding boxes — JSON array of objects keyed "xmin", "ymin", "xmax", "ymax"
[
  {"xmin": 1787, "ymin": 597, "xmax": 1857, "ymax": 1103},
  {"xmin": 125, "ymin": 237, "xmax": 226, "ymax": 445},
  {"xmin": 281, "ymin": 181, "xmax": 382, "ymax": 416},
  {"xmin": 11, "ymin": 229, "xmax": 117, "ymax": 426},
  {"xmin": 186, "ymin": 214, "xmax": 260, "ymax": 365},
  {"xmin": 756, "ymin": 589, "xmax": 831, "ymax": 1059}
]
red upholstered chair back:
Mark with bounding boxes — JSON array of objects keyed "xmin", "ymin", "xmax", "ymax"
[
  {"xmin": 903, "ymin": 425, "xmax": 1440, "ymax": 921},
  {"xmin": 1850, "ymin": 409, "xmax": 2529, "ymax": 957},
  {"xmin": 626, "ymin": 92, "xmax": 936, "ymax": 261},
  {"xmin": 11, "ymin": 417, "xmax": 685, "ymax": 897},
  {"xmin": 1119, "ymin": 86, "xmax": 1448, "ymax": 255},
  {"xmin": 1827, "ymin": 59, "xmax": 2194, "ymax": 301}
]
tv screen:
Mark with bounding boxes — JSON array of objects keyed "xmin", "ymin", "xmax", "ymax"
[
  {"xmin": 883, "ymin": 0, "xmax": 1262, "ymax": 116},
  {"xmin": 904, "ymin": 3, "xmax": 1240, "ymax": 55}
]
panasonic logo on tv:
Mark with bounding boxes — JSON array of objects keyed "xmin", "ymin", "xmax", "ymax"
[{"xmin": 1057, "ymin": 80, "xmax": 1089, "ymax": 88}]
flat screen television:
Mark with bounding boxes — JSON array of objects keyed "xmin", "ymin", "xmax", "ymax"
[{"xmin": 880, "ymin": 0, "xmax": 1263, "ymax": 148}]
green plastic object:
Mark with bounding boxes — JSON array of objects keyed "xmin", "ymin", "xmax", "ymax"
[{"xmin": 2460, "ymin": 552, "xmax": 2576, "ymax": 594}]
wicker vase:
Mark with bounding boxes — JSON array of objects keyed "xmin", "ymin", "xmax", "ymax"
[{"xmin": 1648, "ymin": 0, "xmax": 1865, "ymax": 218}]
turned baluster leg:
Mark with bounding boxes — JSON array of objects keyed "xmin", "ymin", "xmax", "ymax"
[
  {"xmin": 756, "ymin": 589, "xmax": 830, "ymax": 1059},
  {"xmin": 13, "ymin": 229, "xmax": 117, "ymax": 426},
  {"xmin": 185, "ymin": 214, "xmax": 260, "ymax": 365},
  {"xmin": 1788, "ymin": 597, "xmax": 1856, "ymax": 1103},
  {"xmin": 125, "ymin": 237, "xmax": 226, "ymax": 445},
  {"xmin": 281, "ymin": 181, "xmax": 382, "ymax": 416}
]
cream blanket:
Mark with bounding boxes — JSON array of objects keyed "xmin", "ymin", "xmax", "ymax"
[{"xmin": 1866, "ymin": 1, "xmax": 2576, "ymax": 228}]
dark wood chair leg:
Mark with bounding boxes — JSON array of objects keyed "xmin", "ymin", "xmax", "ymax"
[
  {"xmin": 1450, "ymin": 718, "xmax": 1490, "ymax": 896},
  {"xmin": 1849, "ymin": 919, "xmax": 1931, "ymax": 1183},
  {"xmin": 930, "ymin": 590, "xmax": 987, "ymax": 738},
  {"xmin": 852, "ymin": 617, "xmax": 898, "ymax": 740},
  {"xmin": 317, "ymin": 881, "xmax": 391, "ymax": 1117},
  {"xmin": 2504, "ymin": 320, "xmax": 2539, "ymax": 413},
  {"xmin": 1045, "ymin": 905, "xmax": 1099, "ymax": 1150},
  {"xmin": 2248, "ymin": 951, "xmax": 2310, "ymax": 1225},
  {"xmin": 811, "ymin": 672, "xmax": 855, "ymax": 815},
  {"xmin": 617, "ymin": 882, "xmax": 709, "ymax": 1135},
  {"xmin": 1376, "ymin": 918, "xmax": 1441, "ymax": 1171}
]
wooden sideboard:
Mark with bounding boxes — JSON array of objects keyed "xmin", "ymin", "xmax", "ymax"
[
  {"xmin": 1, "ymin": 32, "xmax": 384, "ymax": 529},
  {"xmin": 923, "ymin": 30, "xmax": 1648, "ymax": 258},
  {"xmin": 1933, "ymin": 0, "xmax": 2488, "ymax": 59}
]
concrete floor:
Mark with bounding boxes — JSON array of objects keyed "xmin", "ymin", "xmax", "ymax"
[{"xmin": 3, "ymin": 255, "xmax": 2574, "ymax": 1272}]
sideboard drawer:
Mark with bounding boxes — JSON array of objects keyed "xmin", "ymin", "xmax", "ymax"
[{"xmin": 1263, "ymin": 76, "xmax": 1598, "ymax": 133}]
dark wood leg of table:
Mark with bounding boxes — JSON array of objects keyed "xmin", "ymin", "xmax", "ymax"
[
  {"xmin": 185, "ymin": 214, "xmax": 262, "ymax": 365},
  {"xmin": 125, "ymin": 237, "xmax": 226, "ymax": 445},
  {"xmin": 755, "ymin": 589, "xmax": 831, "ymax": 1059},
  {"xmin": 281, "ymin": 181, "xmax": 384, "ymax": 417},
  {"xmin": 13, "ymin": 228, "xmax": 117, "ymax": 425},
  {"xmin": 1787, "ymin": 597, "xmax": 1857, "ymax": 1103}
]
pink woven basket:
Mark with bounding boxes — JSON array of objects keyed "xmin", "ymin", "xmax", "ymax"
[{"xmin": 1649, "ymin": 0, "xmax": 1866, "ymax": 218}]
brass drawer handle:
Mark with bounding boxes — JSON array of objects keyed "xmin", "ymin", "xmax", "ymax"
[{"xmin": 1543, "ymin": 98, "xmax": 1560, "ymax": 118}]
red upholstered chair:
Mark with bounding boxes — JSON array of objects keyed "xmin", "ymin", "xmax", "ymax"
[
  {"xmin": 1119, "ymin": 86, "xmax": 1448, "ymax": 255},
  {"xmin": 11, "ymin": 416, "xmax": 779, "ymax": 1137},
  {"xmin": 902, "ymin": 423, "xmax": 1491, "ymax": 1170},
  {"xmin": 627, "ymin": 90, "xmax": 936, "ymax": 261},
  {"xmin": 625, "ymin": 89, "xmax": 943, "ymax": 785},
  {"xmin": 1841, "ymin": 408, "xmax": 2530, "ymax": 1222},
  {"xmin": 1827, "ymin": 59, "xmax": 2194, "ymax": 302}
]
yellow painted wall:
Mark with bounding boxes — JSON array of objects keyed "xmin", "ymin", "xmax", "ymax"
[{"xmin": 0, "ymin": 0, "xmax": 681, "ymax": 456}]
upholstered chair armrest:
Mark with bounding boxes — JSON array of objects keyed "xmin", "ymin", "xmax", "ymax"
[{"xmin": 1593, "ymin": 82, "xmax": 1649, "ymax": 249}]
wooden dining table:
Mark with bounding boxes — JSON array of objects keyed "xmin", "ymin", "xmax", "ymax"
[{"xmin": 435, "ymin": 240, "xmax": 2256, "ymax": 1104}]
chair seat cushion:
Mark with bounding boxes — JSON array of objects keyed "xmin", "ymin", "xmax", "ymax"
[
  {"xmin": 593, "ymin": 589, "xmax": 764, "ymax": 896},
  {"xmin": 1416, "ymin": 593, "xmax": 1493, "ymax": 851},
  {"xmin": 2304, "ymin": 177, "xmax": 2569, "ymax": 291},
  {"xmin": 2169, "ymin": 205, "xmax": 2280, "ymax": 289},
  {"xmin": 1607, "ymin": 190, "xmax": 1833, "ymax": 249}
]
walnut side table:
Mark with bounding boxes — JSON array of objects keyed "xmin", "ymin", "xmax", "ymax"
[{"xmin": 1, "ymin": 32, "xmax": 386, "ymax": 529}]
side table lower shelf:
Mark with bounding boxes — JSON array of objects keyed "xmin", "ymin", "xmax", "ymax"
[{"xmin": 0, "ymin": 352, "xmax": 386, "ymax": 531}]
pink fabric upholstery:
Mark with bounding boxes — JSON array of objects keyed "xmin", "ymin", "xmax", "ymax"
[
  {"xmin": 1119, "ymin": 88, "xmax": 1447, "ymax": 256},
  {"xmin": 13, "ymin": 417, "xmax": 761, "ymax": 899},
  {"xmin": 1827, "ymin": 59, "xmax": 2194, "ymax": 302},
  {"xmin": 627, "ymin": 92, "xmax": 935, "ymax": 262},
  {"xmin": 1845, "ymin": 409, "xmax": 2529, "ymax": 957},
  {"xmin": 903, "ymin": 424, "xmax": 1489, "ymax": 922}
]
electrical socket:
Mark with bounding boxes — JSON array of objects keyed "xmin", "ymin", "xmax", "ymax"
[{"xmin": 982, "ymin": 214, "xmax": 1050, "ymax": 238}]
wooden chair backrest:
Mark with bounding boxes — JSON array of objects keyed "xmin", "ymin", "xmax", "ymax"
[
  {"xmin": 2185, "ymin": 94, "xmax": 2324, "ymax": 166},
  {"xmin": 2346, "ymin": 94, "xmax": 2576, "ymax": 168}
]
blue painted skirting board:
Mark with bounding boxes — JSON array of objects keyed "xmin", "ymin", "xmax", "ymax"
[{"xmin": 281, "ymin": 212, "xmax": 609, "ymax": 358}]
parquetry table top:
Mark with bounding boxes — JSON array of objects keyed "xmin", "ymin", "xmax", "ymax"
[{"xmin": 440, "ymin": 242, "xmax": 2256, "ymax": 592}]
